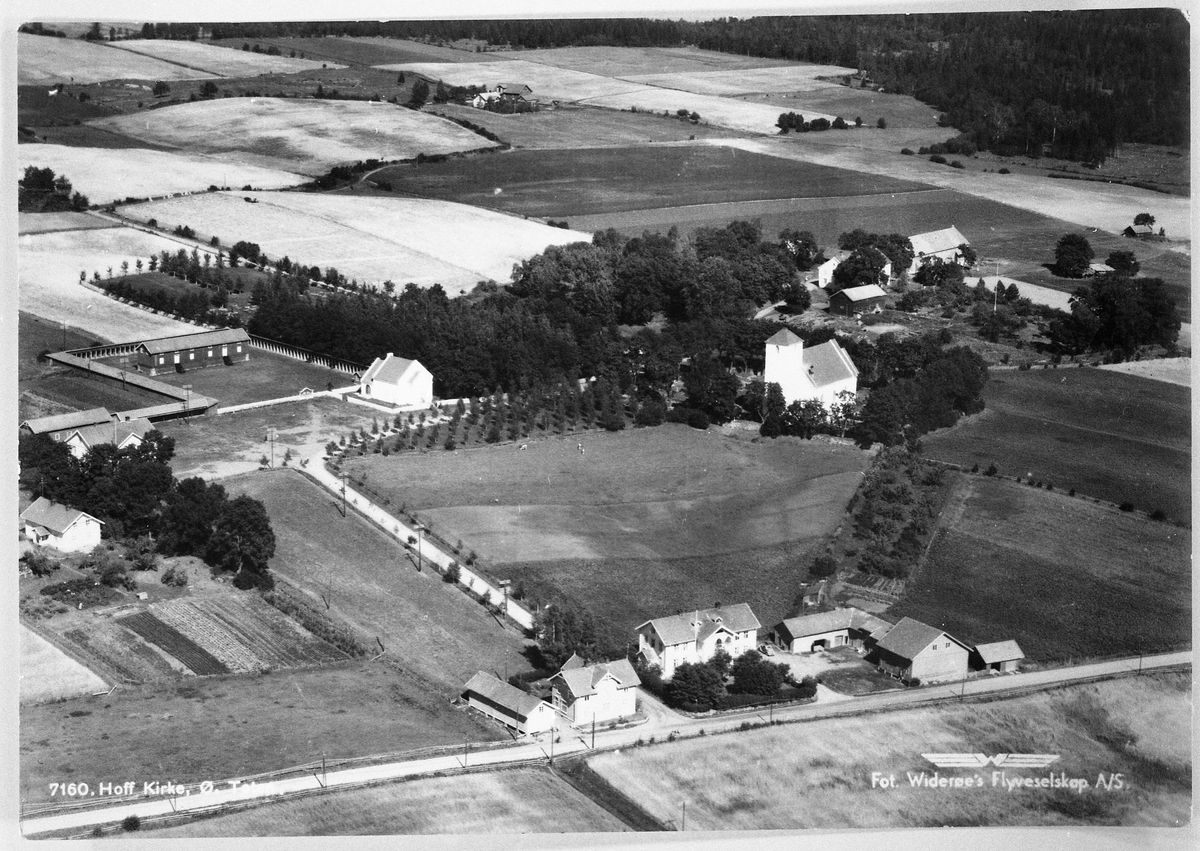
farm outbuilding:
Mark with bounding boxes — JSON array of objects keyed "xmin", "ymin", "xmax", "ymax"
[
  {"xmin": 871, "ymin": 617, "xmax": 971, "ymax": 684},
  {"xmin": 20, "ymin": 497, "xmax": 104, "ymax": 553},
  {"xmin": 908, "ymin": 226, "xmax": 970, "ymax": 274},
  {"xmin": 1123, "ymin": 224, "xmax": 1154, "ymax": 238},
  {"xmin": 462, "ymin": 671, "xmax": 556, "ymax": 736},
  {"xmin": 550, "ymin": 657, "xmax": 640, "ymax": 727},
  {"xmin": 134, "ymin": 328, "xmax": 251, "ymax": 376},
  {"xmin": 772, "ymin": 607, "xmax": 892, "ymax": 654},
  {"xmin": 763, "ymin": 329, "xmax": 858, "ymax": 408},
  {"xmin": 828, "ymin": 284, "xmax": 887, "ymax": 317},
  {"xmin": 972, "ymin": 640, "xmax": 1025, "ymax": 673},
  {"xmin": 360, "ymin": 353, "xmax": 434, "ymax": 408},
  {"xmin": 636, "ymin": 603, "xmax": 760, "ymax": 680},
  {"xmin": 21, "ymin": 407, "xmax": 114, "ymax": 440}
]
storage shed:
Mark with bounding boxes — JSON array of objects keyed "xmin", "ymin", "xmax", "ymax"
[
  {"xmin": 135, "ymin": 328, "xmax": 250, "ymax": 376},
  {"xmin": 462, "ymin": 671, "xmax": 556, "ymax": 736}
]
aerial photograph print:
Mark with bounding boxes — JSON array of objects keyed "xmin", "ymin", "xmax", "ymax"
[{"xmin": 8, "ymin": 2, "xmax": 1194, "ymax": 847}]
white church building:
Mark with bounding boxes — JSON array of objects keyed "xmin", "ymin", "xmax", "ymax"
[
  {"xmin": 763, "ymin": 329, "xmax": 858, "ymax": 408},
  {"xmin": 359, "ymin": 353, "xmax": 433, "ymax": 408}
]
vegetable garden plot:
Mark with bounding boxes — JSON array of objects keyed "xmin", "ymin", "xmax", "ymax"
[
  {"xmin": 117, "ymin": 612, "xmax": 229, "ymax": 675},
  {"xmin": 62, "ymin": 621, "xmax": 180, "ymax": 683}
]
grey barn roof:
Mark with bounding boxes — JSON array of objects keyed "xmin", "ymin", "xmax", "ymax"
[
  {"xmin": 875, "ymin": 617, "xmax": 969, "ymax": 660},
  {"xmin": 975, "ymin": 640, "xmax": 1025, "ymax": 664},
  {"xmin": 778, "ymin": 607, "xmax": 891, "ymax": 640},
  {"xmin": 910, "ymin": 226, "xmax": 968, "ymax": 257},
  {"xmin": 463, "ymin": 671, "xmax": 547, "ymax": 719},
  {"xmin": 137, "ymin": 327, "xmax": 250, "ymax": 356},
  {"xmin": 21, "ymin": 407, "xmax": 113, "ymax": 435},
  {"xmin": 803, "ymin": 339, "xmax": 859, "ymax": 387},
  {"xmin": 832, "ymin": 284, "xmax": 888, "ymax": 302}
]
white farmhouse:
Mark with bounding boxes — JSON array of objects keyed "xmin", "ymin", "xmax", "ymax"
[
  {"xmin": 763, "ymin": 329, "xmax": 858, "ymax": 408},
  {"xmin": 550, "ymin": 655, "xmax": 640, "ymax": 727},
  {"xmin": 636, "ymin": 603, "xmax": 760, "ymax": 679},
  {"xmin": 908, "ymin": 226, "xmax": 969, "ymax": 274},
  {"xmin": 20, "ymin": 497, "xmax": 104, "ymax": 553},
  {"xmin": 62, "ymin": 417, "xmax": 154, "ymax": 460},
  {"xmin": 360, "ymin": 353, "xmax": 433, "ymax": 408}
]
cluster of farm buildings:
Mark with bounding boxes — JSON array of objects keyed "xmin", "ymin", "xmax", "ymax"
[{"xmin": 460, "ymin": 602, "xmax": 1023, "ymax": 737}]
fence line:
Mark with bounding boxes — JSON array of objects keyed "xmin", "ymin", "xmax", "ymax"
[{"xmin": 248, "ymin": 335, "xmax": 365, "ymax": 376}]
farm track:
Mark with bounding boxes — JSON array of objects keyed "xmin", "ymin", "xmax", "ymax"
[{"xmin": 117, "ymin": 612, "xmax": 229, "ymax": 676}]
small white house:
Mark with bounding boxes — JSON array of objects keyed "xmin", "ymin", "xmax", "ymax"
[
  {"xmin": 20, "ymin": 498, "xmax": 104, "ymax": 553},
  {"xmin": 551, "ymin": 657, "xmax": 640, "ymax": 727},
  {"xmin": 636, "ymin": 603, "xmax": 760, "ymax": 680},
  {"xmin": 763, "ymin": 329, "xmax": 858, "ymax": 408},
  {"xmin": 908, "ymin": 226, "xmax": 970, "ymax": 275},
  {"xmin": 462, "ymin": 671, "xmax": 556, "ymax": 736},
  {"xmin": 62, "ymin": 417, "xmax": 154, "ymax": 460},
  {"xmin": 360, "ymin": 353, "xmax": 433, "ymax": 408}
]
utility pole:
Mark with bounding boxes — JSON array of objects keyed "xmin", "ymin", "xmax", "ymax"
[
  {"xmin": 341, "ymin": 473, "xmax": 347, "ymax": 517},
  {"xmin": 182, "ymin": 383, "xmax": 192, "ymax": 411},
  {"xmin": 268, "ymin": 428, "xmax": 277, "ymax": 468},
  {"xmin": 681, "ymin": 801, "xmax": 686, "ymax": 832},
  {"xmin": 464, "ymin": 739, "xmax": 469, "ymax": 767},
  {"xmin": 591, "ymin": 715, "xmax": 596, "ymax": 749}
]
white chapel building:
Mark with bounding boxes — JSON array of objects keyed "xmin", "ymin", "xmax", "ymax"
[
  {"xmin": 763, "ymin": 328, "xmax": 858, "ymax": 408},
  {"xmin": 359, "ymin": 354, "xmax": 434, "ymax": 408}
]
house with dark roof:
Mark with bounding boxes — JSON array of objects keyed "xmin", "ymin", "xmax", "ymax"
[
  {"xmin": 871, "ymin": 617, "xmax": 971, "ymax": 684},
  {"xmin": 828, "ymin": 284, "xmax": 888, "ymax": 317},
  {"xmin": 636, "ymin": 603, "xmax": 760, "ymax": 679},
  {"xmin": 462, "ymin": 671, "xmax": 556, "ymax": 735},
  {"xmin": 763, "ymin": 328, "xmax": 859, "ymax": 407},
  {"xmin": 495, "ymin": 82, "xmax": 533, "ymax": 100},
  {"xmin": 1123, "ymin": 223, "xmax": 1154, "ymax": 239},
  {"xmin": 772, "ymin": 607, "xmax": 893, "ymax": 654},
  {"xmin": 972, "ymin": 640, "xmax": 1025, "ymax": 673},
  {"xmin": 360, "ymin": 353, "xmax": 433, "ymax": 408},
  {"xmin": 908, "ymin": 226, "xmax": 969, "ymax": 274},
  {"xmin": 550, "ymin": 658, "xmax": 640, "ymax": 726},
  {"xmin": 20, "ymin": 497, "xmax": 104, "ymax": 553},
  {"xmin": 134, "ymin": 328, "xmax": 250, "ymax": 376}
]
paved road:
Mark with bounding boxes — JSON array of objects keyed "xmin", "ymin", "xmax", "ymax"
[{"xmin": 21, "ymin": 650, "xmax": 1188, "ymax": 836}]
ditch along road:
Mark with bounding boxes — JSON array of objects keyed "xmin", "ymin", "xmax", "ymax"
[{"xmin": 21, "ymin": 650, "xmax": 1189, "ymax": 837}]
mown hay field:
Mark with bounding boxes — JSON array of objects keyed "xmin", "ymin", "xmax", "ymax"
[
  {"xmin": 516, "ymin": 44, "xmax": 805, "ymax": 76},
  {"xmin": 218, "ymin": 35, "xmax": 499, "ymax": 67},
  {"xmin": 889, "ymin": 475, "xmax": 1190, "ymax": 661},
  {"xmin": 374, "ymin": 59, "xmax": 649, "ymax": 102},
  {"xmin": 109, "ymin": 39, "xmax": 345, "ymax": 76},
  {"xmin": 17, "ymin": 212, "xmax": 118, "ymax": 236},
  {"xmin": 922, "ymin": 367, "xmax": 1191, "ymax": 521},
  {"xmin": 143, "ymin": 768, "xmax": 627, "ymax": 836},
  {"xmin": 19, "ymin": 625, "xmax": 107, "ymax": 705},
  {"xmin": 17, "ymin": 32, "xmax": 220, "ymax": 85},
  {"xmin": 17, "ymin": 227, "xmax": 201, "ymax": 340},
  {"xmin": 121, "ymin": 191, "xmax": 592, "ymax": 291},
  {"xmin": 625, "ymin": 63, "xmax": 858, "ymax": 95},
  {"xmin": 90, "ymin": 98, "xmax": 497, "ymax": 175},
  {"xmin": 18, "ymin": 143, "xmax": 306, "ymax": 205},
  {"xmin": 344, "ymin": 426, "xmax": 870, "ymax": 637},
  {"xmin": 588, "ymin": 673, "xmax": 1191, "ymax": 829},
  {"xmin": 19, "ymin": 659, "xmax": 505, "ymax": 803},
  {"xmin": 375, "ymin": 144, "xmax": 931, "ymax": 218},
  {"xmin": 225, "ymin": 470, "xmax": 534, "ymax": 691},
  {"xmin": 586, "ymin": 87, "xmax": 835, "ymax": 132}
]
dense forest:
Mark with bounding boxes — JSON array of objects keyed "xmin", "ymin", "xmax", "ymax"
[{"xmin": 175, "ymin": 12, "xmax": 1191, "ymax": 160}]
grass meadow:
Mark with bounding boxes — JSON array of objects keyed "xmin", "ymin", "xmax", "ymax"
[
  {"xmin": 225, "ymin": 470, "xmax": 534, "ymax": 691},
  {"xmin": 142, "ymin": 768, "xmax": 626, "ymax": 836},
  {"xmin": 375, "ymin": 144, "xmax": 930, "ymax": 218},
  {"xmin": 888, "ymin": 476, "xmax": 1190, "ymax": 662},
  {"xmin": 19, "ymin": 625, "xmax": 107, "ymax": 705},
  {"xmin": 217, "ymin": 36, "xmax": 501, "ymax": 67},
  {"xmin": 344, "ymin": 426, "xmax": 870, "ymax": 639},
  {"xmin": 109, "ymin": 39, "xmax": 342, "ymax": 77},
  {"xmin": 17, "ymin": 32, "xmax": 219, "ymax": 85},
  {"xmin": 922, "ymin": 367, "xmax": 1191, "ymax": 522},
  {"xmin": 588, "ymin": 673, "xmax": 1191, "ymax": 829},
  {"xmin": 19, "ymin": 659, "xmax": 505, "ymax": 804}
]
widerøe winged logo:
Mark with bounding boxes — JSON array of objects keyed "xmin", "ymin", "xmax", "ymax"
[{"xmin": 922, "ymin": 753, "xmax": 1060, "ymax": 769}]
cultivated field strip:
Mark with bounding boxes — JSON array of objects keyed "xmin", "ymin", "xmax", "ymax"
[
  {"xmin": 117, "ymin": 612, "xmax": 229, "ymax": 676},
  {"xmin": 62, "ymin": 621, "xmax": 181, "ymax": 683},
  {"xmin": 151, "ymin": 596, "xmax": 348, "ymax": 672}
]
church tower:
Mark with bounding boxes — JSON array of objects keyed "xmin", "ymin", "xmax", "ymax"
[{"xmin": 764, "ymin": 328, "xmax": 811, "ymax": 404}]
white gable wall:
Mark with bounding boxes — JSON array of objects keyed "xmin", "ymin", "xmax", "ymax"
[{"xmin": 25, "ymin": 516, "xmax": 102, "ymax": 554}]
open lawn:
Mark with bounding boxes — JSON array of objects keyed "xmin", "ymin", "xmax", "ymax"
[
  {"xmin": 922, "ymin": 367, "xmax": 1190, "ymax": 522},
  {"xmin": 588, "ymin": 673, "xmax": 1191, "ymax": 829},
  {"xmin": 19, "ymin": 658, "xmax": 505, "ymax": 804},
  {"xmin": 375, "ymin": 145, "xmax": 932, "ymax": 218},
  {"xmin": 156, "ymin": 396, "xmax": 378, "ymax": 479},
  {"xmin": 17, "ymin": 143, "xmax": 306, "ymax": 204},
  {"xmin": 18, "ymin": 227, "xmax": 199, "ymax": 341},
  {"xmin": 428, "ymin": 103, "xmax": 751, "ymax": 150},
  {"xmin": 147, "ymin": 351, "xmax": 350, "ymax": 407},
  {"xmin": 142, "ymin": 767, "xmax": 626, "ymax": 836},
  {"xmin": 18, "ymin": 32, "xmax": 220, "ymax": 85},
  {"xmin": 344, "ymin": 426, "xmax": 870, "ymax": 638},
  {"xmin": 19, "ymin": 625, "xmax": 107, "ymax": 705},
  {"xmin": 109, "ymin": 40, "xmax": 345, "ymax": 77},
  {"xmin": 889, "ymin": 475, "xmax": 1189, "ymax": 661},
  {"xmin": 90, "ymin": 98, "xmax": 496, "ymax": 176},
  {"xmin": 224, "ymin": 470, "xmax": 534, "ymax": 691},
  {"xmin": 120, "ymin": 191, "xmax": 592, "ymax": 292}
]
